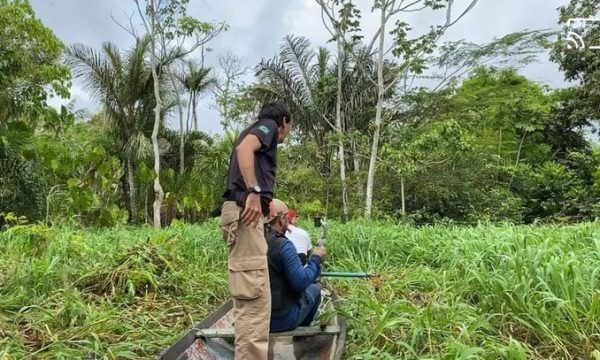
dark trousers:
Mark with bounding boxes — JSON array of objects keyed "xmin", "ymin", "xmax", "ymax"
[{"xmin": 270, "ymin": 284, "xmax": 321, "ymax": 332}]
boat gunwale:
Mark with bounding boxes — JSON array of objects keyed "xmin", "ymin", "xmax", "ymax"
[
  {"xmin": 159, "ymin": 290, "xmax": 346, "ymax": 360},
  {"xmin": 159, "ymin": 301, "xmax": 233, "ymax": 360}
]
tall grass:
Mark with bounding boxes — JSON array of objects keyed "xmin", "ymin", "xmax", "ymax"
[
  {"xmin": 324, "ymin": 221, "xmax": 600, "ymax": 359},
  {"xmin": 0, "ymin": 221, "xmax": 228, "ymax": 359},
  {"xmin": 1, "ymin": 220, "xmax": 598, "ymax": 359}
]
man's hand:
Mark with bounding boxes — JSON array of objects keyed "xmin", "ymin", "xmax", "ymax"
[
  {"xmin": 312, "ymin": 245, "xmax": 326, "ymax": 259},
  {"xmin": 241, "ymin": 193, "xmax": 262, "ymax": 227}
]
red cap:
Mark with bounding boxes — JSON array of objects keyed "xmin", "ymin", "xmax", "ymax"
[{"xmin": 287, "ymin": 209, "xmax": 297, "ymax": 220}]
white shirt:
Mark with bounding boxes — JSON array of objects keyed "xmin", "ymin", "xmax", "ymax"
[{"xmin": 286, "ymin": 224, "xmax": 312, "ymax": 255}]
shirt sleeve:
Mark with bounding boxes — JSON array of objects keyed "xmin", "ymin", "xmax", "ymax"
[
  {"xmin": 280, "ymin": 240, "xmax": 321, "ymax": 293},
  {"xmin": 248, "ymin": 119, "xmax": 278, "ymax": 151}
]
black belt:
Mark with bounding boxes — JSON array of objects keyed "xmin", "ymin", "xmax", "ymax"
[{"xmin": 223, "ymin": 190, "xmax": 271, "ymax": 216}]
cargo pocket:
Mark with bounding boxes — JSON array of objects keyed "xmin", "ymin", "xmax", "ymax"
[
  {"xmin": 229, "ymin": 257, "xmax": 267, "ymax": 300},
  {"xmin": 220, "ymin": 206, "xmax": 240, "ymax": 247}
]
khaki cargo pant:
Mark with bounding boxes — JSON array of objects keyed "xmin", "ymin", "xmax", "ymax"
[{"xmin": 220, "ymin": 201, "xmax": 271, "ymax": 360}]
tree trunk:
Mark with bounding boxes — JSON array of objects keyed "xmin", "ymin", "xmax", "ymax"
[
  {"xmin": 144, "ymin": 185, "xmax": 149, "ymax": 224},
  {"xmin": 169, "ymin": 71, "xmax": 186, "ymax": 175},
  {"xmin": 149, "ymin": 0, "xmax": 164, "ymax": 229},
  {"xmin": 127, "ymin": 156, "xmax": 137, "ymax": 223},
  {"xmin": 498, "ymin": 128, "xmax": 503, "ymax": 156},
  {"xmin": 365, "ymin": 5, "xmax": 386, "ymax": 219},
  {"xmin": 352, "ymin": 139, "xmax": 360, "ymax": 174},
  {"xmin": 186, "ymin": 92, "xmax": 193, "ymax": 133},
  {"xmin": 508, "ymin": 131, "xmax": 527, "ymax": 190},
  {"xmin": 515, "ymin": 131, "xmax": 526, "ymax": 166},
  {"xmin": 336, "ymin": 37, "xmax": 349, "ymax": 221},
  {"xmin": 353, "ymin": 138, "xmax": 364, "ymax": 208},
  {"xmin": 192, "ymin": 92, "xmax": 199, "ymax": 131},
  {"xmin": 400, "ymin": 176, "xmax": 405, "ymax": 216}
]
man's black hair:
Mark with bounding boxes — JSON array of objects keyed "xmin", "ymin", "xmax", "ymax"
[{"xmin": 258, "ymin": 101, "xmax": 291, "ymax": 127}]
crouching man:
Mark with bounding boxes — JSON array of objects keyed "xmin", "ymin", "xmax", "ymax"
[{"xmin": 266, "ymin": 199, "xmax": 327, "ymax": 332}]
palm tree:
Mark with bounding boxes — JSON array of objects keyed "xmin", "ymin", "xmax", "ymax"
[
  {"xmin": 67, "ymin": 36, "xmax": 157, "ymax": 223},
  {"xmin": 179, "ymin": 61, "xmax": 216, "ymax": 132},
  {"xmin": 172, "ymin": 60, "xmax": 216, "ymax": 175},
  {"xmin": 255, "ymin": 35, "xmax": 383, "ymax": 217},
  {"xmin": 255, "ymin": 35, "xmax": 337, "ymax": 174},
  {"xmin": 170, "ymin": 61, "xmax": 215, "ymax": 176}
]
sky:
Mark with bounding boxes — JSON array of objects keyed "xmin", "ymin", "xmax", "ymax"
[{"xmin": 31, "ymin": 0, "xmax": 569, "ymax": 134}]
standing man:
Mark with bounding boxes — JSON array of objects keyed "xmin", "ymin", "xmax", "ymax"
[
  {"xmin": 219, "ymin": 101, "xmax": 292, "ymax": 359},
  {"xmin": 286, "ymin": 209, "xmax": 312, "ymax": 265}
]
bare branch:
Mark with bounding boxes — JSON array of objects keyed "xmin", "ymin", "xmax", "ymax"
[
  {"xmin": 446, "ymin": 0, "xmax": 479, "ymax": 28},
  {"xmin": 382, "ymin": 0, "xmax": 480, "ymax": 93},
  {"xmin": 320, "ymin": 113, "xmax": 337, "ymax": 131},
  {"xmin": 397, "ymin": 0, "xmax": 422, "ymax": 12},
  {"xmin": 133, "ymin": 0, "xmax": 151, "ymax": 33},
  {"xmin": 401, "ymin": 5, "xmax": 428, "ymax": 13},
  {"xmin": 365, "ymin": 1, "xmax": 397, "ymax": 55},
  {"xmin": 365, "ymin": 0, "xmax": 416, "ymax": 55},
  {"xmin": 110, "ymin": 11, "xmax": 140, "ymax": 40},
  {"xmin": 316, "ymin": 0, "xmax": 336, "ymax": 38}
]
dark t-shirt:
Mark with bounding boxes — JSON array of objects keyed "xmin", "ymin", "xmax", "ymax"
[{"xmin": 225, "ymin": 118, "xmax": 279, "ymax": 199}]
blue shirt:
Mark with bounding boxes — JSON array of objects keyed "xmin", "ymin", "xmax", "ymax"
[{"xmin": 270, "ymin": 240, "xmax": 322, "ymax": 330}]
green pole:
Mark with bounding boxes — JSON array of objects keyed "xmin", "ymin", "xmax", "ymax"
[{"xmin": 320, "ymin": 271, "xmax": 372, "ymax": 278}]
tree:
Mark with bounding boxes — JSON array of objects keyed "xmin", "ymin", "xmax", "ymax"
[
  {"xmin": 68, "ymin": 37, "xmax": 157, "ymax": 223},
  {"xmin": 255, "ymin": 36, "xmax": 337, "ymax": 176},
  {"xmin": 35, "ymin": 120, "xmax": 127, "ymax": 226},
  {"xmin": 431, "ymin": 29, "xmax": 553, "ymax": 91},
  {"xmin": 358, "ymin": 0, "xmax": 479, "ymax": 218},
  {"xmin": 214, "ymin": 52, "xmax": 249, "ymax": 130},
  {"xmin": 315, "ymin": 0, "xmax": 363, "ymax": 220},
  {"xmin": 379, "ymin": 67, "xmax": 596, "ymax": 223},
  {"xmin": 172, "ymin": 60, "xmax": 215, "ymax": 175},
  {"xmin": 0, "ymin": 0, "xmax": 70, "ymax": 221},
  {"xmin": 255, "ymin": 35, "xmax": 385, "ymax": 217},
  {"xmin": 134, "ymin": 0, "xmax": 224, "ymax": 228},
  {"xmin": 0, "ymin": 0, "xmax": 70, "ymax": 125},
  {"xmin": 550, "ymin": 0, "xmax": 600, "ymax": 139},
  {"xmin": 179, "ymin": 61, "xmax": 216, "ymax": 132}
]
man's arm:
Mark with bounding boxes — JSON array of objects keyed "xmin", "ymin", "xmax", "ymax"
[
  {"xmin": 236, "ymin": 134, "xmax": 262, "ymax": 227},
  {"xmin": 280, "ymin": 241, "xmax": 321, "ymax": 293}
]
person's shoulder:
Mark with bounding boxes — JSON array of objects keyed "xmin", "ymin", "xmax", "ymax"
[
  {"xmin": 253, "ymin": 118, "xmax": 278, "ymax": 134},
  {"xmin": 245, "ymin": 119, "xmax": 278, "ymax": 148},
  {"xmin": 257, "ymin": 118, "xmax": 278, "ymax": 127},
  {"xmin": 280, "ymin": 239, "xmax": 297, "ymax": 255}
]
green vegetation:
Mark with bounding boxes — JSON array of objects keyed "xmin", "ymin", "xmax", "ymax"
[
  {"xmin": 1, "ymin": 221, "xmax": 598, "ymax": 359},
  {"xmin": 1, "ymin": 0, "xmax": 600, "ymax": 358},
  {"xmin": 0, "ymin": 221, "xmax": 228, "ymax": 358},
  {"xmin": 2, "ymin": 0, "xmax": 600, "ymax": 227}
]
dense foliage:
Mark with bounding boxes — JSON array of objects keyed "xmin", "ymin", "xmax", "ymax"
[{"xmin": 2, "ymin": 1, "xmax": 599, "ymax": 226}]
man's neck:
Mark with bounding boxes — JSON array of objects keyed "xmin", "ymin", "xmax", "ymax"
[{"xmin": 271, "ymin": 226, "xmax": 286, "ymax": 235}]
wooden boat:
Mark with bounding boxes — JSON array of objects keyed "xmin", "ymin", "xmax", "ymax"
[{"xmin": 159, "ymin": 287, "xmax": 346, "ymax": 360}]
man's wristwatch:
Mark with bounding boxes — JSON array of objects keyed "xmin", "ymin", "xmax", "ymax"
[{"xmin": 247, "ymin": 184, "xmax": 261, "ymax": 194}]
